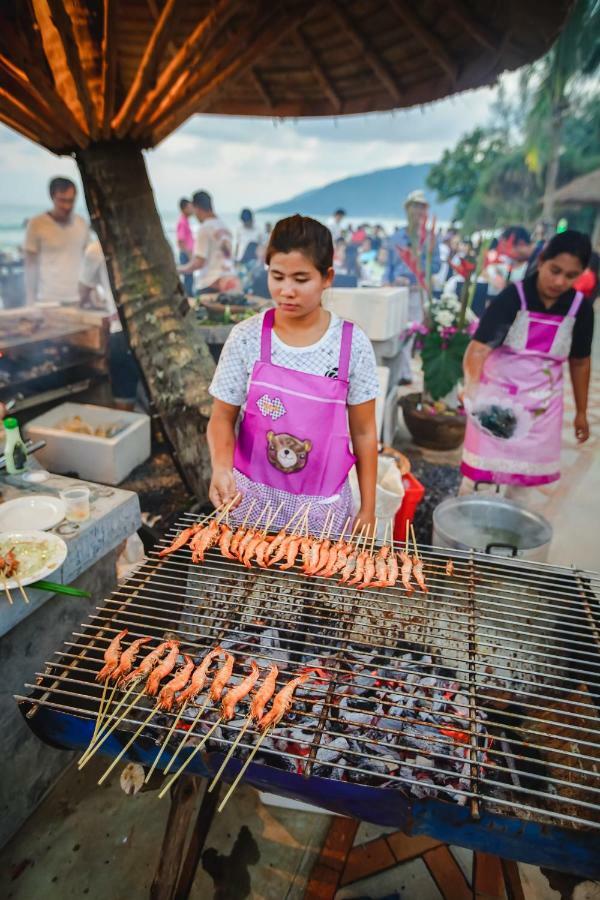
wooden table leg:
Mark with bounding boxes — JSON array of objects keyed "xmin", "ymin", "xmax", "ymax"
[{"xmin": 149, "ymin": 774, "xmax": 221, "ymax": 900}]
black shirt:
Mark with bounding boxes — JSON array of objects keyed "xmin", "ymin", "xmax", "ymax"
[{"xmin": 474, "ymin": 275, "xmax": 594, "ymax": 359}]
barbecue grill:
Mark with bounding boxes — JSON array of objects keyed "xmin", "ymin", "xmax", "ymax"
[{"xmin": 16, "ymin": 512, "xmax": 600, "ymax": 878}]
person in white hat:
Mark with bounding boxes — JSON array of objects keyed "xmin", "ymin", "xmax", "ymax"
[{"xmin": 385, "ymin": 190, "xmax": 440, "ymax": 383}]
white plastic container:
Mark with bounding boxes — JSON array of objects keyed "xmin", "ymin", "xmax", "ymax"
[
  {"xmin": 25, "ymin": 402, "xmax": 151, "ymax": 485},
  {"xmin": 323, "ymin": 287, "xmax": 409, "ymax": 341}
]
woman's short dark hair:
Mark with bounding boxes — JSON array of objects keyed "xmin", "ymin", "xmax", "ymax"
[
  {"xmin": 266, "ymin": 215, "xmax": 333, "ymax": 275},
  {"xmin": 179, "ymin": 197, "xmax": 191, "ymax": 211},
  {"xmin": 539, "ymin": 229, "xmax": 591, "ymax": 268}
]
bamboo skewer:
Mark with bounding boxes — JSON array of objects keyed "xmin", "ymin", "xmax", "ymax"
[
  {"xmin": 262, "ymin": 501, "xmax": 285, "ymax": 533},
  {"xmin": 98, "ymin": 705, "xmax": 160, "ymax": 786},
  {"xmin": 1, "ymin": 575, "xmax": 13, "ymax": 605},
  {"xmin": 158, "ymin": 715, "xmax": 223, "ymax": 799},
  {"xmin": 207, "ymin": 715, "xmax": 252, "ymax": 793},
  {"xmin": 410, "ymin": 523, "xmax": 419, "ymax": 559},
  {"xmin": 162, "ymin": 694, "xmax": 210, "ymax": 776},
  {"xmin": 239, "ymin": 499, "xmax": 256, "ymax": 531},
  {"xmin": 215, "ymin": 492, "xmax": 242, "ymax": 524},
  {"xmin": 14, "ymin": 576, "xmax": 29, "ymax": 604},
  {"xmin": 218, "ymin": 726, "xmax": 272, "ymax": 813},
  {"xmin": 144, "ymin": 700, "xmax": 189, "ymax": 783},
  {"xmin": 79, "ymin": 682, "xmax": 142, "ymax": 768},
  {"xmin": 90, "ymin": 677, "xmax": 110, "ymax": 750}
]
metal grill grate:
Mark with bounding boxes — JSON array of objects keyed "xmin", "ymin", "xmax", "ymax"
[{"xmin": 17, "ymin": 512, "xmax": 600, "ymax": 835}]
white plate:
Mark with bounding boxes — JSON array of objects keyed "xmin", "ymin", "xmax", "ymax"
[
  {"xmin": 0, "ymin": 531, "xmax": 68, "ymax": 589},
  {"xmin": 0, "ymin": 495, "xmax": 66, "ymax": 532}
]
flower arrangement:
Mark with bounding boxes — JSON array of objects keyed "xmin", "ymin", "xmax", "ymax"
[{"xmin": 396, "ymin": 224, "xmax": 487, "ymax": 408}]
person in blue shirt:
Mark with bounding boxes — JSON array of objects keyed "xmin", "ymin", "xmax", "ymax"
[{"xmin": 385, "ymin": 190, "xmax": 441, "ymax": 383}]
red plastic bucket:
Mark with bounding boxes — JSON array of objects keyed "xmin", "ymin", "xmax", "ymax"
[{"xmin": 393, "ymin": 472, "xmax": 425, "ymax": 545}]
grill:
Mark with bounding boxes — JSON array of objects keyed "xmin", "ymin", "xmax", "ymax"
[{"xmin": 16, "ymin": 512, "xmax": 600, "ymax": 878}]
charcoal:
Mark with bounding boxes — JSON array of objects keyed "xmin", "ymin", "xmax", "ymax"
[{"xmin": 316, "ymin": 736, "xmax": 349, "ymax": 763}]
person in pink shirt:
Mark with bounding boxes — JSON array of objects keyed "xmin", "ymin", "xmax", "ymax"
[{"xmin": 176, "ymin": 198, "xmax": 194, "ymax": 296}]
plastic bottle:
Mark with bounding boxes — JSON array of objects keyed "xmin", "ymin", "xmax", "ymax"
[{"xmin": 3, "ymin": 417, "xmax": 28, "ymax": 474}]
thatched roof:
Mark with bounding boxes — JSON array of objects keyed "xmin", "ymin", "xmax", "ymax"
[
  {"xmin": 554, "ymin": 169, "xmax": 600, "ymax": 207},
  {"xmin": 0, "ymin": 0, "xmax": 573, "ymax": 153}
]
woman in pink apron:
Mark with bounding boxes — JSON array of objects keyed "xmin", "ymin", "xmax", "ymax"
[
  {"xmin": 206, "ymin": 215, "xmax": 379, "ymax": 534},
  {"xmin": 461, "ymin": 230, "xmax": 593, "ymax": 489}
]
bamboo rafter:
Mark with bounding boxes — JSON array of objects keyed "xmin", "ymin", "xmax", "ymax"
[
  {"xmin": 149, "ymin": 1, "xmax": 319, "ymax": 144},
  {"xmin": 388, "ymin": 0, "xmax": 458, "ymax": 85},
  {"xmin": 330, "ymin": 0, "xmax": 402, "ymax": 104},
  {"xmin": 112, "ymin": 0, "xmax": 182, "ymax": 137},
  {"xmin": 131, "ymin": 0, "xmax": 242, "ymax": 134},
  {"xmin": 294, "ymin": 26, "xmax": 342, "ymax": 114}
]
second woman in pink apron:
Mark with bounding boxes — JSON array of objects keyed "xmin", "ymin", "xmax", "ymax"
[
  {"xmin": 461, "ymin": 230, "xmax": 593, "ymax": 493},
  {"xmin": 206, "ymin": 215, "xmax": 379, "ymax": 535}
]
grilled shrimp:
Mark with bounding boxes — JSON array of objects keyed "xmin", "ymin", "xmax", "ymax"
[
  {"xmin": 412, "ymin": 556, "xmax": 428, "ymax": 592},
  {"xmin": 110, "ymin": 636, "xmax": 152, "ymax": 682},
  {"xmin": 250, "ymin": 665, "xmax": 279, "ymax": 721},
  {"xmin": 311, "ymin": 539, "xmax": 332, "ymax": 575},
  {"xmin": 229, "ymin": 527, "xmax": 246, "ymax": 557},
  {"xmin": 121, "ymin": 640, "xmax": 171, "ymax": 686},
  {"xmin": 399, "ymin": 551, "xmax": 414, "ymax": 593},
  {"xmin": 209, "ymin": 652, "xmax": 235, "ymax": 702},
  {"xmin": 96, "ymin": 629, "xmax": 128, "ymax": 682},
  {"xmin": 219, "ymin": 525, "xmax": 237, "ymax": 560},
  {"xmin": 279, "ymin": 537, "xmax": 301, "ymax": 570},
  {"xmin": 158, "ymin": 523, "xmax": 203, "ymax": 557},
  {"xmin": 303, "ymin": 539, "xmax": 321, "ymax": 573},
  {"xmin": 300, "ymin": 537, "xmax": 313, "ymax": 570},
  {"xmin": 242, "ymin": 532, "xmax": 263, "ymax": 568},
  {"xmin": 385, "ymin": 552, "xmax": 399, "ymax": 587},
  {"xmin": 258, "ymin": 672, "xmax": 312, "ymax": 730},
  {"xmin": 265, "ymin": 528, "xmax": 288, "ymax": 562},
  {"xmin": 347, "ymin": 551, "xmax": 367, "ymax": 586},
  {"xmin": 339, "ymin": 553, "xmax": 357, "ymax": 584},
  {"xmin": 357, "ymin": 553, "xmax": 376, "ymax": 589},
  {"xmin": 320, "ymin": 544, "xmax": 342, "ymax": 578},
  {"xmin": 236, "ymin": 528, "xmax": 257, "ymax": 561},
  {"xmin": 158, "ymin": 655, "xmax": 194, "ymax": 711},
  {"xmin": 145, "ymin": 641, "xmax": 180, "ymax": 697},
  {"xmin": 221, "ymin": 660, "xmax": 260, "ymax": 720},
  {"xmin": 445, "ymin": 559, "xmax": 454, "ymax": 577},
  {"xmin": 268, "ymin": 534, "xmax": 292, "ymax": 566},
  {"xmin": 177, "ymin": 647, "xmax": 225, "ymax": 705},
  {"xmin": 190, "ymin": 519, "xmax": 220, "ymax": 563}
]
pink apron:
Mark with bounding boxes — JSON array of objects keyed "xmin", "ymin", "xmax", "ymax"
[
  {"xmin": 232, "ymin": 309, "xmax": 356, "ymax": 533},
  {"xmin": 462, "ymin": 282, "xmax": 584, "ymax": 487}
]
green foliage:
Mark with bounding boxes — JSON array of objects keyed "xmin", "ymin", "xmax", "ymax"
[
  {"xmin": 426, "ymin": 128, "xmax": 506, "ymax": 222},
  {"xmin": 421, "ymin": 331, "xmax": 470, "ymax": 401}
]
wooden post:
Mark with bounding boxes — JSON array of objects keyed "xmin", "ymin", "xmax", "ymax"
[
  {"xmin": 75, "ymin": 139, "xmax": 215, "ymax": 501},
  {"xmin": 149, "ymin": 774, "xmax": 221, "ymax": 900}
]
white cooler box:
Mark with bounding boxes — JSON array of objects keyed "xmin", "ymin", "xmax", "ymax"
[
  {"xmin": 324, "ymin": 286, "xmax": 409, "ymax": 341},
  {"xmin": 25, "ymin": 402, "xmax": 151, "ymax": 485}
]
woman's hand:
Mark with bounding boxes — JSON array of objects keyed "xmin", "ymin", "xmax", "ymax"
[
  {"xmin": 354, "ymin": 508, "xmax": 376, "ymax": 535},
  {"xmin": 209, "ymin": 467, "xmax": 239, "ymax": 510},
  {"xmin": 574, "ymin": 412, "xmax": 589, "ymax": 443}
]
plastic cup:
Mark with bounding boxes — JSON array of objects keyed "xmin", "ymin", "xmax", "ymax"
[{"xmin": 60, "ymin": 487, "xmax": 91, "ymax": 523}]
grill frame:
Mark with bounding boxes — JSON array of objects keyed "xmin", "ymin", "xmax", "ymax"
[{"xmin": 16, "ymin": 512, "xmax": 600, "ymax": 878}]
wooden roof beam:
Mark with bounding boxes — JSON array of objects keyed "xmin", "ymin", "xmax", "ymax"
[
  {"xmin": 449, "ymin": 2, "xmax": 500, "ymax": 53},
  {"xmin": 146, "ymin": 0, "xmax": 177, "ymax": 58},
  {"xmin": 3, "ymin": 11, "xmax": 89, "ymax": 148},
  {"xmin": 388, "ymin": 0, "xmax": 458, "ymax": 85},
  {"xmin": 330, "ymin": 1, "xmax": 401, "ymax": 105},
  {"xmin": 295, "ymin": 26, "xmax": 342, "ymax": 114},
  {"xmin": 0, "ymin": 109, "xmax": 48, "ymax": 149},
  {"xmin": 113, "ymin": 0, "xmax": 183, "ymax": 137},
  {"xmin": 0, "ymin": 87, "xmax": 65, "ymax": 149},
  {"xmin": 100, "ymin": 0, "xmax": 118, "ymax": 139},
  {"xmin": 44, "ymin": 0, "xmax": 99, "ymax": 138},
  {"xmin": 151, "ymin": 2, "xmax": 317, "ymax": 144},
  {"xmin": 133, "ymin": 0, "xmax": 242, "ymax": 130},
  {"xmin": 250, "ymin": 67, "xmax": 274, "ymax": 110}
]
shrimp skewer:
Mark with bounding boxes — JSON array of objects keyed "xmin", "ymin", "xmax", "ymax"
[
  {"xmin": 158, "ymin": 522, "xmax": 204, "ymax": 557},
  {"xmin": 217, "ymin": 670, "xmax": 313, "ymax": 812},
  {"xmin": 144, "ymin": 655, "xmax": 195, "ymax": 782},
  {"xmin": 96, "ymin": 629, "xmax": 128, "ymax": 683},
  {"xmin": 410, "ymin": 523, "xmax": 428, "ymax": 593},
  {"xmin": 208, "ymin": 663, "xmax": 278, "ymax": 793},
  {"xmin": 145, "ymin": 641, "xmax": 180, "ymax": 697},
  {"xmin": 110, "ymin": 636, "xmax": 152, "ymax": 683}
]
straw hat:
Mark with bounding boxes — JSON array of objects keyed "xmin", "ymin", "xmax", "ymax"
[{"xmin": 405, "ymin": 189, "xmax": 428, "ymax": 207}]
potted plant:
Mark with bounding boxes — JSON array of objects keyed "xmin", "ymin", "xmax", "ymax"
[{"xmin": 397, "ymin": 227, "xmax": 483, "ymax": 450}]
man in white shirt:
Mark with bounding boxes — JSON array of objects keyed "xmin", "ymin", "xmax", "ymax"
[
  {"xmin": 24, "ymin": 176, "xmax": 89, "ymax": 306},
  {"xmin": 178, "ymin": 190, "xmax": 240, "ymax": 293},
  {"xmin": 327, "ymin": 208, "xmax": 346, "ymax": 242},
  {"xmin": 78, "ymin": 240, "xmax": 139, "ymax": 410}
]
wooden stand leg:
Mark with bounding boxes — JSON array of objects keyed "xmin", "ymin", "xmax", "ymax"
[{"xmin": 149, "ymin": 774, "xmax": 221, "ymax": 900}]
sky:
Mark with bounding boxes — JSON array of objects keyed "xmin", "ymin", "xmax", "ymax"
[{"xmin": 0, "ymin": 77, "xmax": 507, "ymax": 214}]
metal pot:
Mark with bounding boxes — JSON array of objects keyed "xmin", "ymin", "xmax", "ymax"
[{"xmin": 432, "ymin": 494, "xmax": 553, "ymax": 562}]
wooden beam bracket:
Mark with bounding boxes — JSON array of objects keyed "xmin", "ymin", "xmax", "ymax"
[{"xmin": 388, "ymin": 0, "xmax": 458, "ymax": 85}]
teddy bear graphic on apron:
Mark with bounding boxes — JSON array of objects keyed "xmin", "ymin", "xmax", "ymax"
[
  {"xmin": 462, "ymin": 282, "xmax": 584, "ymax": 487},
  {"xmin": 232, "ymin": 309, "xmax": 356, "ymax": 532}
]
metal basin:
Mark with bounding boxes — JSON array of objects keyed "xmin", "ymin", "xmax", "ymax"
[{"xmin": 432, "ymin": 494, "xmax": 553, "ymax": 561}]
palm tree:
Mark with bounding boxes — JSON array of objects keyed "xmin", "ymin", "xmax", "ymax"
[{"xmin": 527, "ymin": 0, "xmax": 600, "ymax": 222}]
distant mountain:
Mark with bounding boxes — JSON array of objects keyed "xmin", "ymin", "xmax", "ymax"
[{"xmin": 259, "ymin": 163, "xmax": 454, "ymax": 221}]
